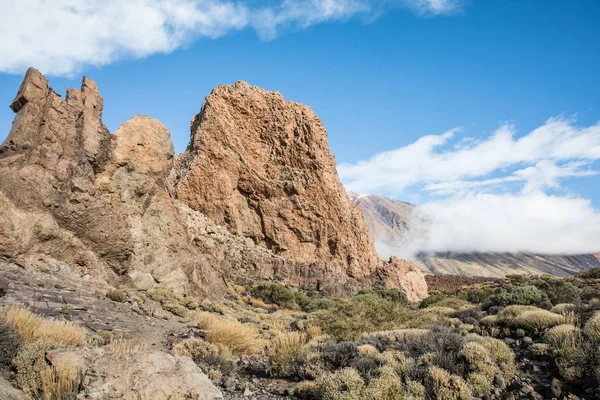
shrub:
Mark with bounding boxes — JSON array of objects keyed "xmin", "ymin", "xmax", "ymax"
[
  {"xmin": 106, "ymin": 289, "xmax": 127, "ymax": 303},
  {"xmin": 309, "ymin": 294, "xmax": 414, "ymax": 340},
  {"xmin": 108, "ymin": 340, "xmax": 147, "ymax": 354},
  {"xmin": 551, "ymin": 303, "xmax": 576, "ymax": 315},
  {"xmin": 0, "ymin": 323, "xmax": 20, "ymax": 371},
  {"xmin": 545, "ymin": 325, "xmax": 580, "ymax": 348},
  {"xmin": 162, "ymin": 302, "xmax": 189, "ymax": 318},
  {"xmin": 13, "ymin": 340, "xmax": 57, "ymax": 396},
  {"xmin": 252, "ymin": 282, "xmax": 296, "ymax": 308},
  {"xmin": 460, "ymin": 342, "xmax": 498, "ymax": 379},
  {"xmin": 39, "ymin": 358, "xmax": 83, "ymax": 400},
  {"xmin": 359, "ymin": 286, "xmax": 408, "ymax": 304},
  {"xmin": 320, "ymin": 341, "xmax": 360, "ymax": 370},
  {"xmin": 172, "ymin": 338, "xmax": 232, "ymax": 360},
  {"xmin": 363, "ymin": 366, "xmax": 402, "ymax": 399},
  {"xmin": 531, "ymin": 277, "xmax": 580, "ymax": 305},
  {"xmin": 251, "ymin": 299, "xmax": 265, "ymax": 308},
  {"xmin": 357, "ymin": 344, "xmax": 379, "ymax": 357},
  {"xmin": 201, "ymin": 317, "xmax": 261, "ymax": 356},
  {"xmin": 530, "ymin": 343, "xmax": 550, "ymax": 356},
  {"xmin": 507, "ymin": 309, "xmax": 566, "ymax": 330},
  {"xmin": 425, "ymin": 366, "xmax": 472, "ymax": 400},
  {"xmin": 314, "ymin": 368, "xmax": 365, "ymax": 400},
  {"xmin": 6, "ymin": 307, "xmax": 85, "ymax": 346},
  {"xmin": 467, "ymin": 372, "xmax": 492, "ymax": 397},
  {"xmin": 510, "ymin": 286, "xmax": 544, "ymax": 305},
  {"xmin": 584, "ymin": 311, "xmax": 600, "ymax": 341},
  {"xmin": 465, "ymin": 336, "xmax": 515, "ymax": 378},
  {"xmin": 268, "ymin": 332, "xmax": 308, "ymax": 377},
  {"xmin": 350, "ymin": 355, "xmax": 382, "ymax": 382},
  {"xmin": 578, "ymin": 268, "xmax": 600, "ymax": 279}
]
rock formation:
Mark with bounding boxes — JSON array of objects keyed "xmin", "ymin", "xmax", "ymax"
[
  {"xmin": 0, "ymin": 68, "xmax": 428, "ymax": 301},
  {"xmin": 171, "ymin": 82, "xmax": 379, "ymax": 278}
]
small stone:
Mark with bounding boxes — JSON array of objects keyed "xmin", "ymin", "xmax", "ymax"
[
  {"xmin": 243, "ymin": 387, "xmax": 253, "ymax": 396},
  {"xmin": 523, "ymin": 336, "xmax": 533, "ymax": 345},
  {"xmin": 504, "ymin": 337, "xmax": 516, "ymax": 345},
  {"xmin": 549, "ymin": 378, "xmax": 562, "ymax": 398},
  {"xmin": 493, "ymin": 373, "xmax": 506, "ymax": 390}
]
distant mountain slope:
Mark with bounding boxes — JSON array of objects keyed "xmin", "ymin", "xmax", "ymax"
[{"xmin": 350, "ymin": 192, "xmax": 600, "ymax": 277}]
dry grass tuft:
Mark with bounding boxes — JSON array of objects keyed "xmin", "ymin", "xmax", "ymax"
[
  {"xmin": 251, "ymin": 299, "xmax": 266, "ymax": 308},
  {"xmin": 268, "ymin": 331, "xmax": 308, "ymax": 376},
  {"xmin": 6, "ymin": 306, "xmax": 85, "ymax": 346},
  {"xmin": 198, "ymin": 315, "xmax": 261, "ymax": 356},
  {"xmin": 172, "ymin": 338, "xmax": 232, "ymax": 360},
  {"xmin": 108, "ymin": 339, "xmax": 147, "ymax": 354},
  {"xmin": 39, "ymin": 358, "xmax": 82, "ymax": 400}
]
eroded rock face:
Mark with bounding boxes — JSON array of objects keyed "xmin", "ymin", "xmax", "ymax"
[
  {"xmin": 172, "ymin": 81, "xmax": 379, "ymax": 278},
  {"xmin": 0, "ymin": 69, "xmax": 427, "ymax": 300}
]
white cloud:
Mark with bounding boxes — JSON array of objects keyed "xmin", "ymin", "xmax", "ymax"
[
  {"xmin": 394, "ymin": 192, "xmax": 600, "ymax": 256},
  {"xmin": 342, "ymin": 117, "xmax": 600, "ymax": 256},
  {"xmin": 0, "ymin": 0, "xmax": 463, "ymax": 76},
  {"xmin": 339, "ymin": 118, "xmax": 600, "ymax": 195}
]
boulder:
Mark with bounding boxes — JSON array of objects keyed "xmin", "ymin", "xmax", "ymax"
[
  {"xmin": 47, "ymin": 347, "xmax": 223, "ymax": 399},
  {"xmin": 0, "ymin": 376, "xmax": 26, "ymax": 400}
]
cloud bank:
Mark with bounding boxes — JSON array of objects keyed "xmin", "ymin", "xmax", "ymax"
[
  {"xmin": 340, "ymin": 118, "xmax": 600, "ymax": 256},
  {"xmin": 0, "ymin": 0, "xmax": 463, "ymax": 76}
]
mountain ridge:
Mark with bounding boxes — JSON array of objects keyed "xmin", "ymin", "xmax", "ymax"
[{"xmin": 350, "ymin": 192, "xmax": 600, "ymax": 277}]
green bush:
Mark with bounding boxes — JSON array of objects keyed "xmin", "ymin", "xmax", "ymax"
[
  {"xmin": 309, "ymin": 294, "xmax": 414, "ymax": 340},
  {"xmin": 490, "ymin": 285, "xmax": 544, "ymax": 307},
  {"xmin": 0, "ymin": 324, "xmax": 20, "ymax": 371},
  {"xmin": 358, "ymin": 286, "xmax": 408, "ymax": 304},
  {"xmin": 252, "ymin": 281, "xmax": 296, "ymax": 308},
  {"xmin": 577, "ymin": 268, "xmax": 600, "ymax": 279},
  {"xmin": 106, "ymin": 289, "xmax": 126, "ymax": 303}
]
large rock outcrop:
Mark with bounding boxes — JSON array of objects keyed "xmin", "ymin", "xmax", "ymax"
[
  {"xmin": 171, "ymin": 81, "xmax": 379, "ymax": 278},
  {"xmin": 0, "ymin": 69, "xmax": 428, "ymax": 300}
]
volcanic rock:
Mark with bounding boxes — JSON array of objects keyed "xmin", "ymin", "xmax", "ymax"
[
  {"xmin": 171, "ymin": 82, "xmax": 379, "ymax": 278},
  {"xmin": 0, "ymin": 69, "xmax": 428, "ymax": 300}
]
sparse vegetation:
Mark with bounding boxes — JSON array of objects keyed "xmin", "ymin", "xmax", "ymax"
[{"xmin": 106, "ymin": 289, "xmax": 127, "ymax": 303}]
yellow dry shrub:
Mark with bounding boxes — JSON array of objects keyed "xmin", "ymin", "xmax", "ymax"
[
  {"xmin": 545, "ymin": 324, "xmax": 580, "ymax": 348},
  {"xmin": 479, "ymin": 315, "xmax": 498, "ymax": 326},
  {"xmin": 6, "ymin": 306, "xmax": 85, "ymax": 346},
  {"xmin": 305, "ymin": 325, "xmax": 322, "ymax": 340},
  {"xmin": 363, "ymin": 366, "xmax": 402, "ymax": 400},
  {"xmin": 422, "ymin": 307, "xmax": 456, "ymax": 316},
  {"xmin": 466, "ymin": 336, "xmax": 515, "ymax": 378},
  {"xmin": 357, "ymin": 344, "xmax": 379, "ymax": 357},
  {"xmin": 584, "ymin": 311, "xmax": 600, "ymax": 341},
  {"xmin": 467, "ymin": 372, "xmax": 492, "ymax": 397},
  {"xmin": 202, "ymin": 317, "xmax": 261, "ymax": 356},
  {"xmin": 314, "ymin": 368, "xmax": 365, "ymax": 400},
  {"xmin": 196, "ymin": 312, "xmax": 219, "ymax": 330},
  {"xmin": 172, "ymin": 338, "xmax": 232, "ymax": 360},
  {"xmin": 460, "ymin": 342, "xmax": 498, "ymax": 379},
  {"xmin": 425, "ymin": 366, "xmax": 472, "ymax": 400},
  {"xmin": 39, "ymin": 358, "xmax": 82, "ymax": 400},
  {"xmin": 551, "ymin": 303, "xmax": 576, "ymax": 315},
  {"xmin": 268, "ymin": 331, "xmax": 308, "ymax": 376},
  {"xmin": 506, "ymin": 309, "xmax": 566, "ymax": 330},
  {"xmin": 252, "ymin": 299, "xmax": 266, "ymax": 308},
  {"xmin": 108, "ymin": 340, "xmax": 147, "ymax": 354}
]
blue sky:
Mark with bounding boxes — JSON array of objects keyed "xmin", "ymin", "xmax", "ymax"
[{"xmin": 1, "ymin": 0, "xmax": 599, "ymax": 254}]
